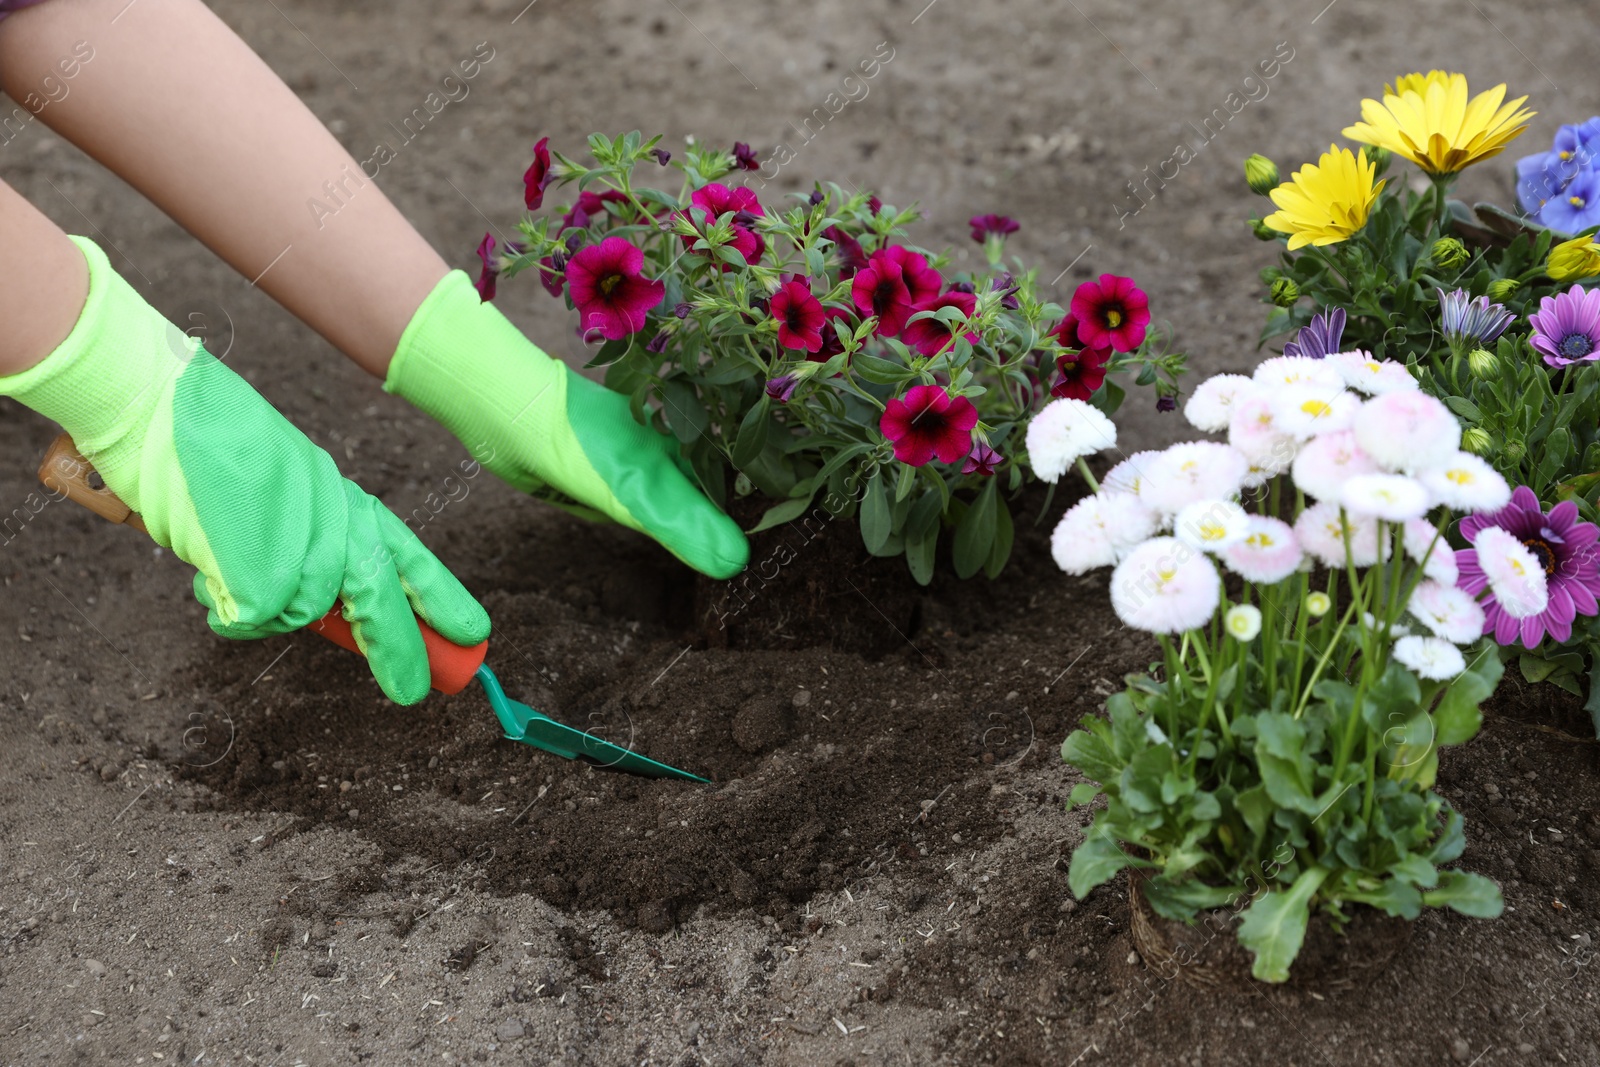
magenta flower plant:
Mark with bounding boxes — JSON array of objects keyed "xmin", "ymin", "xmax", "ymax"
[{"xmin": 486, "ymin": 131, "xmax": 1185, "ymax": 583}]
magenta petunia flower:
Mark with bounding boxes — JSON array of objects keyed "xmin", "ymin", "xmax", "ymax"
[
  {"xmin": 962, "ymin": 441, "xmax": 1002, "ymax": 476},
  {"xmin": 968, "ymin": 214, "xmax": 1019, "ymax": 242},
  {"xmin": 538, "ymin": 253, "xmax": 566, "ymax": 299},
  {"xmin": 560, "ymin": 189, "xmax": 631, "ymax": 232},
  {"xmin": 1457, "ymin": 485, "xmax": 1600, "ymax": 647},
  {"xmin": 765, "ymin": 374, "xmax": 799, "ymax": 403},
  {"xmin": 1051, "ymin": 313, "xmax": 1112, "ymax": 360},
  {"xmin": 824, "ymin": 225, "xmax": 868, "ymax": 277},
  {"xmin": 880, "ymin": 385, "xmax": 979, "ymax": 466},
  {"xmin": 808, "ymin": 306, "xmax": 855, "ymax": 365},
  {"xmin": 523, "ymin": 137, "xmax": 552, "ymax": 211},
  {"xmin": 474, "ymin": 232, "xmax": 499, "ymax": 302},
  {"xmin": 1529, "ymin": 284, "xmax": 1600, "ymax": 367},
  {"xmin": 681, "ymin": 183, "xmax": 766, "ymax": 268},
  {"xmin": 868, "ymin": 195, "xmax": 883, "ymax": 215},
  {"xmin": 1050, "ymin": 347, "xmax": 1109, "ymax": 401},
  {"xmin": 733, "ymin": 142, "xmax": 760, "ymax": 171},
  {"xmin": 851, "ymin": 246, "xmax": 943, "ymax": 336},
  {"xmin": 565, "ymin": 236, "xmax": 665, "ymax": 340},
  {"xmin": 1071, "ymin": 273, "xmax": 1151, "ymax": 353},
  {"xmin": 770, "ymin": 278, "xmax": 827, "ymax": 352},
  {"xmin": 901, "ymin": 291, "xmax": 979, "ymax": 357}
]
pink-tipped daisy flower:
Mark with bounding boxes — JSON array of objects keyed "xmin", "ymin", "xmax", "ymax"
[{"xmin": 1457, "ymin": 486, "xmax": 1600, "ymax": 647}]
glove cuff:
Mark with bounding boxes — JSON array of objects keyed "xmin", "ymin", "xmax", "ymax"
[
  {"xmin": 384, "ymin": 268, "xmax": 564, "ymax": 471},
  {"xmin": 0, "ymin": 236, "xmax": 197, "ymax": 512}
]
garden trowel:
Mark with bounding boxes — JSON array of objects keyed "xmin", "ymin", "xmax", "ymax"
[{"xmin": 37, "ymin": 433, "xmax": 707, "ymax": 783}]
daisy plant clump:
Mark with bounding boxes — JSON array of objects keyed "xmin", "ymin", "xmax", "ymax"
[
  {"xmin": 1058, "ymin": 352, "xmax": 1508, "ymax": 983},
  {"xmin": 1244, "ymin": 73, "xmax": 1600, "ymax": 711},
  {"xmin": 484, "ymin": 132, "xmax": 1184, "ymax": 584}
]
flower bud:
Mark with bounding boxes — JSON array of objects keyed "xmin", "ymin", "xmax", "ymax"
[
  {"xmin": 1244, "ymin": 154, "xmax": 1280, "ymax": 195},
  {"xmin": 1547, "ymin": 236, "xmax": 1600, "ymax": 283},
  {"xmin": 1249, "ymin": 218, "xmax": 1278, "ymax": 241},
  {"xmin": 1225, "ymin": 604, "xmax": 1262, "ymax": 641},
  {"xmin": 1430, "ymin": 237, "xmax": 1469, "ymax": 271},
  {"xmin": 1363, "ymin": 145, "xmax": 1392, "ymax": 177},
  {"xmin": 1461, "ymin": 426, "xmax": 1494, "ymax": 455},
  {"xmin": 1486, "ymin": 277, "xmax": 1521, "ymax": 301},
  {"xmin": 1501, "ymin": 437, "xmax": 1526, "ymax": 463},
  {"xmin": 1467, "ymin": 347, "xmax": 1499, "ymax": 377},
  {"xmin": 1270, "ymin": 278, "xmax": 1301, "ymax": 307},
  {"xmin": 1305, "ymin": 591, "xmax": 1332, "ymax": 618}
]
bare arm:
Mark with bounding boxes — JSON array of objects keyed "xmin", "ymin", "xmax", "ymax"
[{"xmin": 0, "ymin": 0, "xmax": 450, "ymax": 377}]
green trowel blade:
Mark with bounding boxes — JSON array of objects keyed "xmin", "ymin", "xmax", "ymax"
[{"xmin": 473, "ymin": 664, "xmax": 708, "ymax": 783}]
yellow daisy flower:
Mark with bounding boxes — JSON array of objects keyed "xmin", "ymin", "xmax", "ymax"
[
  {"xmin": 1262, "ymin": 146, "xmax": 1385, "ymax": 250},
  {"xmin": 1342, "ymin": 72, "xmax": 1533, "ymax": 176}
]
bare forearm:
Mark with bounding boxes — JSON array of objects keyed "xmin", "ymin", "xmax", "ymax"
[
  {"xmin": 0, "ymin": 0, "xmax": 447, "ymax": 376},
  {"xmin": 0, "ymin": 178, "xmax": 86, "ymax": 376}
]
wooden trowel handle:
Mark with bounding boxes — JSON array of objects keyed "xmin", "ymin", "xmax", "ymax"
[{"xmin": 37, "ymin": 432, "xmax": 487, "ymax": 695}]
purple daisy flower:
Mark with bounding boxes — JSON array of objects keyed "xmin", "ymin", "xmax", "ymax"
[
  {"xmin": 1437, "ymin": 287, "xmax": 1514, "ymax": 351},
  {"xmin": 1282, "ymin": 306, "xmax": 1346, "ymax": 359},
  {"xmin": 1457, "ymin": 486, "xmax": 1600, "ymax": 647},
  {"xmin": 1529, "ymin": 284, "xmax": 1600, "ymax": 366}
]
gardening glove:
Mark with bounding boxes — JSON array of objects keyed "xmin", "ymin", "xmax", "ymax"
[
  {"xmin": 383, "ymin": 268, "xmax": 749, "ymax": 579},
  {"xmin": 0, "ymin": 237, "xmax": 489, "ymax": 706}
]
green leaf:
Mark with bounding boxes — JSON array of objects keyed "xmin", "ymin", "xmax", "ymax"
[
  {"xmin": 983, "ymin": 492, "xmax": 1014, "ymax": 579},
  {"xmin": 657, "ymin": 379, "xmax": 708, "ymax": 445},
  {"xmin": 1062, "ymin": 728, "xmax": 1120, "ymax": 783},
  {"xmin": 731, "ymin": 395, "xmax": 770, "ymax": 470},
  {"xmin": 905, "ymin": 523, "xmax": 937, "ymax": 586},
  {"xmin": 1348, "ymin": 878, "xmax": 1423, "ymax": 920},
  {"xmin": 1067, "ymin": 782, "xmax": 1100, "ymax": 808},
  {"xmin": 905, "ymin": 488, "xmax": 943, "ymax": 541},
  {"xmin": 860, "ymin": 472, "xmax": 891, "ymax": 554},
  {"xmin": 1067, "ymin": 833, "xmax": 1134, "ymax": 899},
  {"xmin": 1444, "ymin": 396, "xmax": 1483, "ymax": 422},
  {"xmin": 1236, "ymin": 865, "xmax": 1329, "ymax": 983},
  {"xmin": 1434, "ymin": 645, "xmax": 1503, "ymax": 746},
  {"xmin": 1388, "ymin": 853, "xmax": 1439, "ymax": 889},
  {"xmin": 747, "ymin": 489, "xmax": 820, "ymax": 534},
  {"xmin": 1255, "ymin": 712, "xmax": 1319, "ymax": 814},
  {"xmin": 1141, "ymin": 877, "xmax": 1239, "ymax": 921},
  {"xmin": 952, "ymin": 480, "xmax": 997, "ymax": 579},
  {"xmin": 1424, "ymin": 870, "xmax": 1503, "ymax": 918},
  {"xmin": 853, "ymin": 352, "xmax": 915, "ymax": 385}
]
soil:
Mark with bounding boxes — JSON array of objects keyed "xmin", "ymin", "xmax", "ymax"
[{"xmin": 4, "ymin": 0, "xmax": 1600, "ymax": 1064}]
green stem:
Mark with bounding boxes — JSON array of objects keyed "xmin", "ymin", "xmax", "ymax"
[{"xmin": 1075, "ymin": 456, "xmax": 1102, "ymax": 494}]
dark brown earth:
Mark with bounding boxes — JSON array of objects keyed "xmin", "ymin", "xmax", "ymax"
[{"xmin": 4, "ymin": 0, "xmax": 1600, "ymax": 1064}]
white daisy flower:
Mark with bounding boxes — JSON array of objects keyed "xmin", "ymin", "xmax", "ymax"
[
  {"xmin": 1026, "ymin": 398, "xmax": 1117, "ymax": 482},
  {"xmin": 1294, "ymin": 501, "xmax": 1384, "ymax": 568},
  {"xmin": 1408, "ymin": 580, "xmax": 1487, "ymax": 645},
  {"xmin": 1137, "ymin": 441, "xmax": 1251, "ymax": 516},
  {"xmin": 1220, "ymin": 516, "xmax": 1304, "ymax": 584},
  {"xmin": 1110, "ymin": 537, "xmax": 1222, "ymax": 634},
  {"xmin": 1253, "ymin": 355, "xmax": 1345, "ymax": 391},
  {"xmin": 1228, "ymin": 393, "xmax": 1300, "ymax": 474},
  {"xmin": 1352, "ymin": 390, "xmax": 1461, "ymax": 474},
  {"xmin": 1184, "ymin": 374, "xmax": 1261, "ymax": 433},
  {"xmin": 1472, "ymin": 525, "xmax": 1549, "ymax": 619},
  {"xmin": 1174, "ymin": 499, "xmax": 1251, "ymax": 552},
  {"xmin": 1418, "ymin": 452, "xmax": 1513, "ymax": 513},
  {"xmin": 1392, "ymin": 635, "xmax": 1467, "ymax": 681},
  {"xmin": 1050, "ymin": 492, "xmax": 1161, "ymax": 575},
  {"xmin": 1102, "ymin": 450, "xmax": 1162, "ymax": 497},
  {"xmin": 1291, "ymin": 429, "xmax": 1380, "ymax": 503},
  {"xmin": 1327, "ymin": 350, "xmax": 1419, "ymax": 395},
  {"xmin": 1271, "ymin": 385, "xmax": 1359, "ymax": 440},
  {"xmin": 1364, "ymin": 611, "xmax": 1411, "ymax": 637},
  {"xmin": 1340, "ymin": 473, "xmax": 1433, "ymax": 522}
]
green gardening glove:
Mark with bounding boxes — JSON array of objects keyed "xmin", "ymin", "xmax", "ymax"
[
  {"xmin": 384, "ymin": 270, "xmax": 749, "ymax": 579},
  {"xmin": 0, "ymin": 237, "xmax": 489, "ymax": 705}
]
